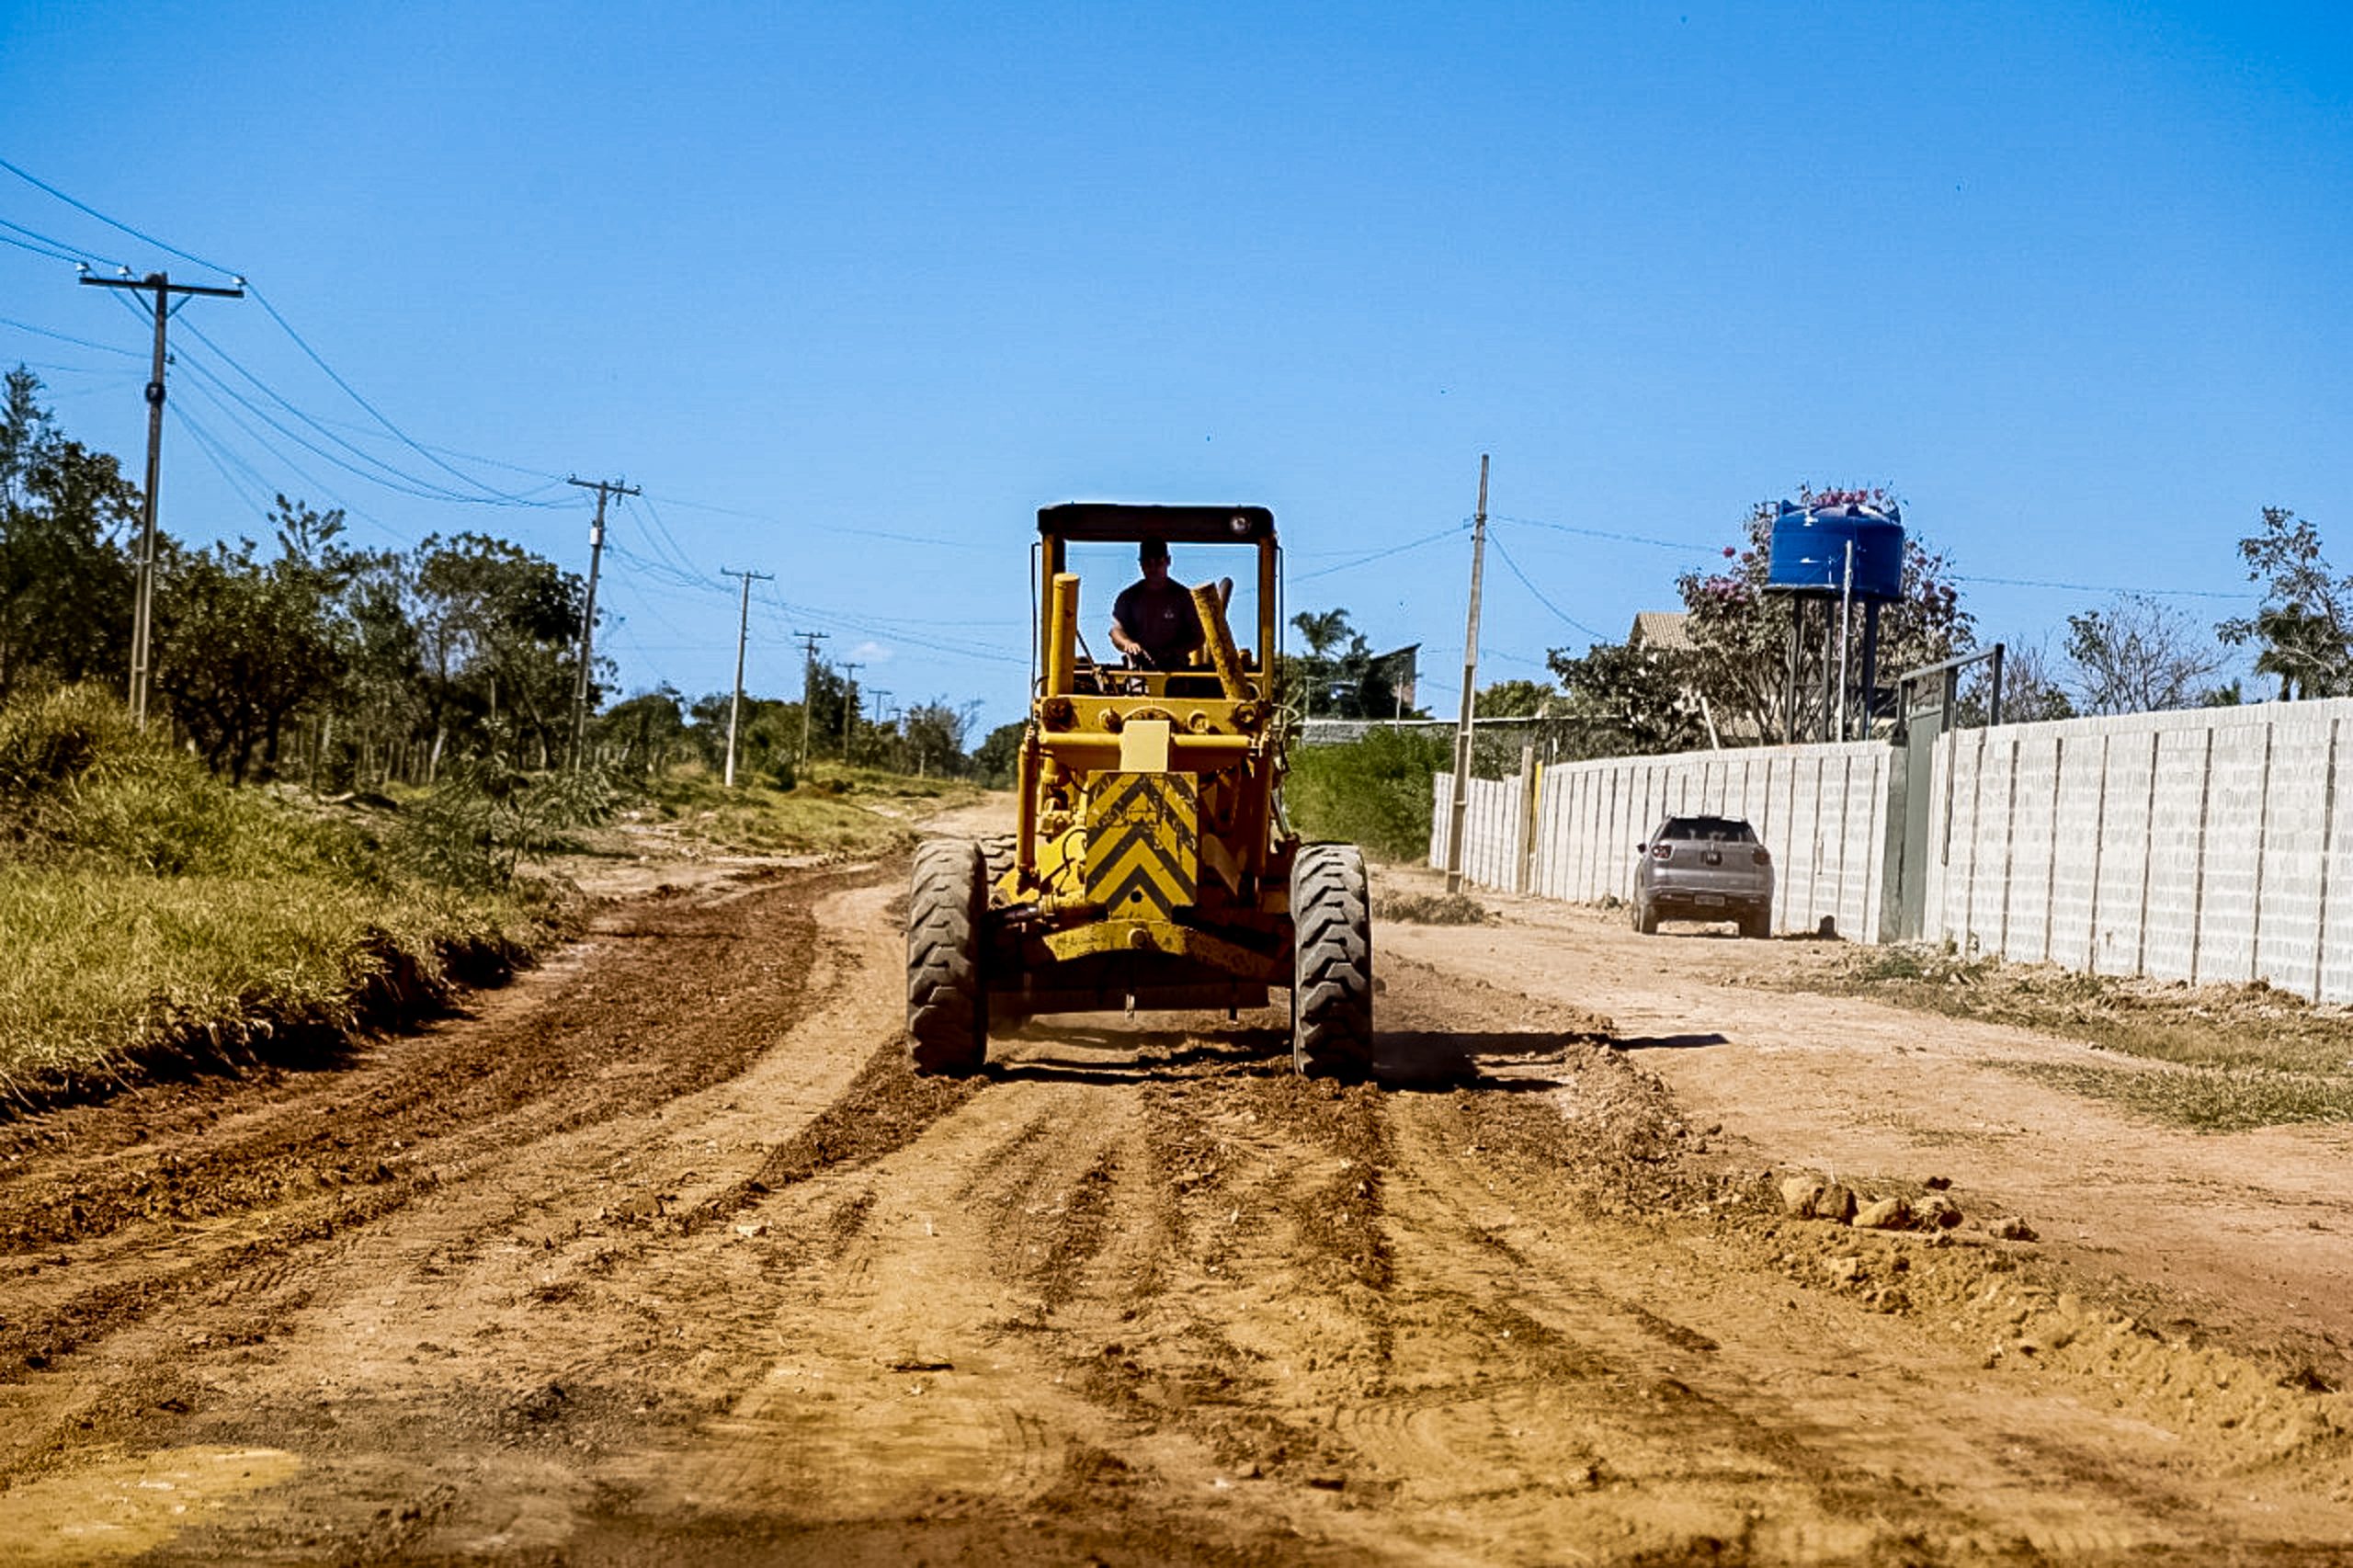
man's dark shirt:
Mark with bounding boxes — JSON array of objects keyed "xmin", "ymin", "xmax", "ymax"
[{"xmin": 1112, "ymin": 577, "xmax": 1204, "ymax": 669}]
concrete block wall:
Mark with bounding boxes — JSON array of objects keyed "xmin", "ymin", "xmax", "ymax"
[
  {"xmin": 1924, "ymin": 699, "xmax": 2353, "ymax": 1000},
  {"xmin": 1427, "ymin": 775, "xmax": 1529, "ymax": 892},
  {"xmin": 1433, "ymin": 739, "xmax": 1891, "ymax": 937},
  {"xmin": 1429, "ymin": 699, "xmax": 2353, "ymax": 999}
]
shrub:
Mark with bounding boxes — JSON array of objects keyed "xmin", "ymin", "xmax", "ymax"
[{"xmin": 1286, "ymin": 728, "xmax": 1453, "ymax": 861}]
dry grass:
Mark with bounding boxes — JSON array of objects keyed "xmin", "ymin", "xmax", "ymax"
[
  {"xmin": 0, "ymin": 687, "xmax": 559, "ymax": 1103},
  {"xmin": 1803, "ymin": 946, "xmax": 2353, "ymax": 1132},
  {"xmin": 635, "ymin": 763, "xmax": 985, "ymax": 858},
  {"xmin": 1372, "ymin": 889, "xmax": 1492, "ymax": 926}
]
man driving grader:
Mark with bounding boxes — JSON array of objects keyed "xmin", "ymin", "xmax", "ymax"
[{"xmin": 906, "ymin": 503, "xmax": 1374, "ymax": 1078}]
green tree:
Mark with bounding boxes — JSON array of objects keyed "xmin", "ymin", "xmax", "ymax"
[
  {"xmin": 151, "ymin": 502, "xmax": 354, "ymax": 784},
  {"xmin": 595, "ymin": 687, "xmax": 692, "ymax": 778},
  {"xmin": 1283, "ymin": 607, "xmax": 1406, "ymax": 720},
  {"xmin": 972, "ymin": 719, "xmax": 1026, "ymax": 788},
  {"xmin": 0, "ymin": 367, "xmax": 138, "ymax": 699},
  {"xmin": 902, "ymin": 699, "xmax": 980, "ymax": 777},
  {"xmin": 2217, "ymin": 509, "xmax": 2352, "ymax": 699},
  {"xmin": 1473, "ymin": 678, "xmax": 1554, "ymax": 719},
  {"xmin": 1544, "ymin": 641, "xmax": 1704, "ymax": 754},
  {"xmin": 411, "ymin": 533, "xmax": 589, "ymax": 770}
]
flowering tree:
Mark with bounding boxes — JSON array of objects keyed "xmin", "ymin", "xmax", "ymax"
[{"xmin": 1674, "ymin": 488, "xmax": 1973, "ymax": 743}]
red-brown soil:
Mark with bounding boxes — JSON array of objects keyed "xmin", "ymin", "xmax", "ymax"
[{"xmin": 1, "ymin": 845, "xmax": 2349, "ymax": 1565}]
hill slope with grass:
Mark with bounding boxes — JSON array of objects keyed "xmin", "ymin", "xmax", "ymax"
[{"xmin": 0, "ymin": 687, "xmax": 562, "ymax": 1104}]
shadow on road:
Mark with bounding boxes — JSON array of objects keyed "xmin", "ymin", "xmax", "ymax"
[
  {"xmin": 979, "ymin": 1019, "xmax": 1586, "ymax": 1093},
  {"xmin": 1614, "ymin": 1031, "xmax": 1733, "ymax": 1051},
  {"xmin": 1377, "ymin": 1028, "xmax": 1584, "ymax": 1092}
]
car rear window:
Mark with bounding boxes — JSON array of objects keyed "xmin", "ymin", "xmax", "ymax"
[{"xmin": 1659, "ymin": 817, "xmax": 1757, "ymax": 844}]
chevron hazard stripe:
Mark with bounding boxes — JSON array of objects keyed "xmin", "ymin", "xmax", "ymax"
[{"xmin": 1086, "ymin": 772, "xmax": 1199, "ymax": 915}]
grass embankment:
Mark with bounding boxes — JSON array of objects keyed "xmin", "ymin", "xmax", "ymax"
[
  {"xmin": 637, "ymin": 763, "xmax": 987, "ymax": 857},
  {"xmin": 1812, "ymin": 946, "xmax": 2353, "ymax": 1132},
  {"xmin": 0, "ymin": 688, "xmax": 559, "ymax": 1104}
]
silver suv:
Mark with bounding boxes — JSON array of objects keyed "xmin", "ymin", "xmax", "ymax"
[{"xmin": 1632, "ymin": 815, "xmax": 1773, "ymax": 938}]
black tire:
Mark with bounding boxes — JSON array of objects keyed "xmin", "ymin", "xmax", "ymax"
[
  {"xmin": 1291, "ymin": 843, "xmax": 1372, "ymax": 1078},
  {"xmin": 907, "ymin": 838, "xmax": 988, "ymax": 1075},
  {"xmin": 1635, "ymin": 899, "xmax": 1659, "ymax": 937},
  {"xmin": 1740, "ymin": 909, "xmax": 1770, "ymax": 941},
  {"xmin": 978, "ymin": 835, "xmax": 1016, "ymax": 900}
]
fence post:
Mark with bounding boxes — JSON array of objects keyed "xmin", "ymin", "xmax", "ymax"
[
  {"xmin": 1515, "ymin": 746, "xmax": 1539, "ymax": 893},
  {"xmin": 2315, "ymin": 718, "xmax": 2341, "ymax": 1000},
  {"xmin": 2188, "ymin": 725, "xmax": 2216, "ymax": 985},
  {"xmin": 2087, "ymin": 733, "xmax": 2110, "ymax": 972},
  {"xmin": 2248, "ymin": 722, "xmax": 2275, "ymax": 983},
  {"xmin": 2043, "ymin": 735, "xmax": 2065, "ymax": 963}
]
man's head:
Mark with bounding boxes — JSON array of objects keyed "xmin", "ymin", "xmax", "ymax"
[{"xmin": 1138, "ymin": 537, "xmax": 1171, "ymax": 582}]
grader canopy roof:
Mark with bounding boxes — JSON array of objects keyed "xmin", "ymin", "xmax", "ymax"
[{"xmin": 1038, "ymin": 504, "xmax": 1276, "ymax": 545}]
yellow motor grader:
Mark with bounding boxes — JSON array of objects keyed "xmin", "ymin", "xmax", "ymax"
[{"xmin": 905, "ymin": 503, "xmax": 1372, "ymax": 1077}]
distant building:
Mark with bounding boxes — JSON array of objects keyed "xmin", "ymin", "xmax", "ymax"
[
  {"xmin": 1373, "ymin": 643, "xmax": 1419, "ymax": 711},
  {"xmin": 1627, "ymin": 611, "xmax": 1692, "ymax": 653}
]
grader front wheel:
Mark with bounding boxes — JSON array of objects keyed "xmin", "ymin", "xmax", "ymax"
[
  {"xmin": 907, "ymin": 839, "xmax": 988, "ymax": 1075},
  {"xmin": 1291, "ymin": 843, "xmax": 1373, "ymax": 1078}
]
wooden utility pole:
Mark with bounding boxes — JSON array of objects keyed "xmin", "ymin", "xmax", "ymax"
[
  {"xmin": 838, "ymin": 661, "xmax": 863, "ymax": 757},
  {"xmin": 793, "ymin": 630, "xmax": 829, "ymax": 764},
  {"xmin": 1443, "ymin": 454, "xmax": 1491, "ymax": 894},
  {"xmin": 721, "ymin": 568, "xmax": 773, "ymax": 788},
  {"xmin": 76, "ymin": 268, "xmax": 244, "ymax": 727},
  {"xmin": 565, "ymin": 475, "xmax": 638, "ymax": 765}
]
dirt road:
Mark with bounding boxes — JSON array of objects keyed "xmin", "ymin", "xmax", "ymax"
[{"xmin": 3, "ymin": 850, "xmax": 2351, "ymax": 1564}]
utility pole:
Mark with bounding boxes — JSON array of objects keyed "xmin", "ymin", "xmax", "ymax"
[
  {"xmin": 721, "ymin": 568, "xmax": 773, "ymax": 788},
  {"xmin": 866, "ymin": 687, "xmax": 893, "ymax": 767},
  {"xmin": 838, "ymin": 662, "xmax": 863, "ymax": 759},
  {"xmin": 794, "ymin": 630, "xmax": 830, "ymax": 764},
  {"xmin": 76, "ymin": 268, "xmax": 244, "ymax": 728},
  {"xmin": 565, "ymin": 475, "xmax": 639, "ymax": 766},
  {"xmin": 1443, "ymin": 454, "xmax": 1490, "ymax": 895}
]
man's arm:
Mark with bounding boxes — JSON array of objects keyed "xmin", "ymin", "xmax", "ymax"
[{"xmin": 1109, "ymin": 584, "xmax": 1152, "ymax": 665}]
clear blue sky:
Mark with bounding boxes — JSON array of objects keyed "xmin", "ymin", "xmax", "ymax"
[{"xmin": 5, "ymin": 1, "xmax": 2347, "ymax": 731}]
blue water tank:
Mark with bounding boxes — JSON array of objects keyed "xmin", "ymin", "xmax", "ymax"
[{"xmin": 1764, "ymin": 500, "xmax": 1904, "ymax": 600}]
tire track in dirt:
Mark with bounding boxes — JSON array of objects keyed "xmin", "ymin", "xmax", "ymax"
[
  {"xmin": 7, "ymin": 855, "xmax": 2353, "ymax": 1563},
  {"xmin": 0, "ymin": 866, "xmax": 870, "ymax": 1486}
]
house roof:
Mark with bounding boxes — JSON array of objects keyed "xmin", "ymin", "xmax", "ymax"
[{"xmin": 1628, "ymin": 610, "xmax": 1693, "ymax": 652}]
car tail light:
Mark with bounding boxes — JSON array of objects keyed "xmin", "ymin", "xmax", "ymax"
[
  {"xmin": 1752, "ymin": 847, "xmax": 1772, "ymax": 865},
  {"xmin": 1651, "ymin": 844, "xmax": 1672, "ymax": 860}
]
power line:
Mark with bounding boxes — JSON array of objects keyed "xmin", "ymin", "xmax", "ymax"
[
  {"xmin": 245, "ymin": 284, "xmax": 551, "ymax": 505},
  {"xmin": 1292, "ymin": 523, "xmax": 1466, "ymax": 582},
  {"xmin": 1492, "ymin": 512, "xmax": 1722, "ymax": 556},
  {"xmin": 171, "ymin": 348, "xmax": 512, "ymax": 506},
  {"xmin": 643, "ymin": 490, "xmax": 988, "ymax": 551},
  {"xmin": 1489, "ymin": 528, "xmax": 1609, "ymax": 642},
  {"xmin": 170, "ymin": 370, "xmax": 418, "ymax": 544},
  {"xmin": 0, "ymin": 221, "xmax": 109, "ymax": 267},
  {"xmin": 0, "ymin": 155, "xmax": 239, "ymax": 277},
  {"xmin": 1952, "ymin": 573, "xmax": 2255, "ymax": 602},
  {"xmin": 0, "ymin": 313, "xmax": 142, "ymax": 356},
  {"xmin": 165, "ymin": 402, "xmax": 278, "ymax": 518}
]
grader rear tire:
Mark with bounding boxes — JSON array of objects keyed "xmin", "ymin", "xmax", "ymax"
[
  {"xmin": 907, "ymin": 839, "xmax": 988, "ymax": 1075},
  {"xmin": 979, "ymin": 834, "xmax": 1016, "ymax": 897},
  {"xmin": 1291, "ymin": 843, "xmax": 1373, "ymax": 1078}
]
